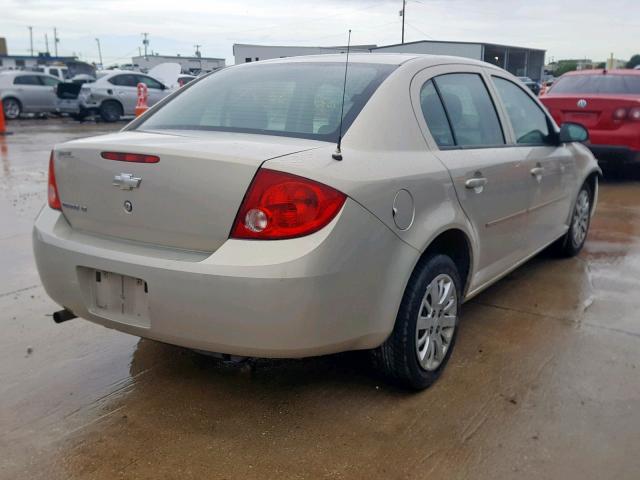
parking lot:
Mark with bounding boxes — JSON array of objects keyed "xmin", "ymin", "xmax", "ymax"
[{"xmin": 1, "ymin": 118, "xmax": 639, "ymax": 479}]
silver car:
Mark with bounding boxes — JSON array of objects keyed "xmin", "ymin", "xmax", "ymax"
[
  {"xmin": 0, "ymin": 71, "xmax": 61, "ymax": 119},
  {"xmin": 77, "ymin": 70, "xmax": 169, "ymax": 122},
  {"xmin": 34, "ymin": 54, "xmax": 600, "ymax": 389}
]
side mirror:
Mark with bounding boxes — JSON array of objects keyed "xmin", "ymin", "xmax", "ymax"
[{"xmin": 559, "ymin": 122, "xmax": 589, "ymax": 143}]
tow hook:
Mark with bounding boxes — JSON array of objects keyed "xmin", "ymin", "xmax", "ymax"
[{"xmin": 53, "ymin": 308, "xmax": 77, "ymax": 324}]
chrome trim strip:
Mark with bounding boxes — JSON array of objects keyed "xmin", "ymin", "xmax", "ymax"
[{"xmin": 485, "ymin": 194, "xmax": 568, "ymax": 227}]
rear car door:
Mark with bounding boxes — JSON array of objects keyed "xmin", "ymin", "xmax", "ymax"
[
  {"xmin": 413, "ymin": 66, "xmax": 532, "ymax": 288},
  {"xmin": 490, "ymin": 73, "xmax": 575, "ymax": 252},
  {"xmin": 109, "ymin": 74, "xmax": 139, "ymax": 114},
  {"xmin": 136, "ymin": 75, "xmax": 167, "ymax": 106},
  {"xmin": 13, "ymin": 74, "xmax": 47, "ymax": 111}
]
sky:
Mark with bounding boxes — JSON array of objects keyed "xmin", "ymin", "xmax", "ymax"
[{"xmin": 1, "ymin": 0, "xmax": 638, "ymax": 66}]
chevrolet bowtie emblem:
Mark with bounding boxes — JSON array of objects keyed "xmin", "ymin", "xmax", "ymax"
[{"xmin": 113, "ymin": 173, "xmax": 142, "ymax": 190}]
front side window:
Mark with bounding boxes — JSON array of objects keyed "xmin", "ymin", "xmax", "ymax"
[
  {"xmin": 14, "ymin": 75, "xmax": 41, "ymax": 86},
  {"xmin": 137, "ymin": 62, "xmax": 396, "ymax": 142},
  {"xmin": 137, "ymin": 75, "xmax": 163, "ymax": 89},
  {"xmin": 433, "ymin": 73, "xmax": 504, "ymax": 147},
  {"xmin": 40, "ymin": 76, "xmax": 60, "ymax": 87},
  {"xmin": 493, "ymin": 77, "xmax": 552, "ymax": 145}
]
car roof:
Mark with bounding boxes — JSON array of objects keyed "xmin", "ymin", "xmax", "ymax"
[
  {"xmin": 562, "ymin": 69, "xmax": 640, "ymax": 77},
  {"xmin": 251, "ymin": 52, "xmax": 497, "ymax": 70}
]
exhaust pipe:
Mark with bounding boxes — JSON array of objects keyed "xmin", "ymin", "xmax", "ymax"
[{"xmin": 53, "ymin": 308, "xmax": 77, "ymax": 324}]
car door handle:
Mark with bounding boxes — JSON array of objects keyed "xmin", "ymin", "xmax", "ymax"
[
  {"xmin": 465, "ymin": 177, "xmax": 488, "ymax": 193},
  {"xmin": 530, "ymin": 166, "xmax": 545, "ymax": 177}
]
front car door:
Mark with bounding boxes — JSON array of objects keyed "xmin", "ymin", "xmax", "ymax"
[
  {"xmin": 38, "ymin": 75, "xmax": 61, "ymax": 111},
  {"xmin": 412, "ymin": 65, "xmax": 532, "ymax": 292},
  {"xmin": 136, "ymin": 75, "xmax": 167, "ymax": 106},
  {"xmin": 488, "ymin": 73, "xmax": 576, "ymax": 253}
]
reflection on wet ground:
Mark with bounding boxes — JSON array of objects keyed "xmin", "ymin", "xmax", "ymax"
[{"xmin": 1, "ymin": 119, "xmax": 639, "ymax": 479}]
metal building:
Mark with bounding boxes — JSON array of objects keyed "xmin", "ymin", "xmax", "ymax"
[
  {"xmin": 372, "ymin": 40, "xmax": 546, "ymax": 81},
  {"xmin": 233, "ymin": 43, "xmax": 376, "ymax": 65}
]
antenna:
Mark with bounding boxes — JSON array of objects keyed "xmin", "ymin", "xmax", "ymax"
[{"xmin": 332, "ymin": 29, "xmax": 352, "ymax": 161}]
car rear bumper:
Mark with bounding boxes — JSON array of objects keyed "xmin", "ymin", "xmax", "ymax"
[
  {"xmin": 33, "ymin": 200, "xmax": 417, "ymax": 358},
  {"xmin": 587, "ymin": 144, "xmax": 640, "ymax": 164}
]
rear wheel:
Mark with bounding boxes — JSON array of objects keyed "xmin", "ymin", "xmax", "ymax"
[
  {"xmin": 2, "ymin": 97, "xmax": 21, "ymax": 120},
  {"xmin": 100, "ymin": 100, "xmax": 122, "ymax": 122},
  {"xmin": 558, "ymin": 183, "xmax": 592, "ymax": 257},
  {"xmin": 371, "ymin": 254, "xmax": 461, "ymax": 390}
]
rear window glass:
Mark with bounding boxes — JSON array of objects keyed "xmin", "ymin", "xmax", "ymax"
[
  {"xmin": 551, "ymin": 74, "xmax": 640, "ymax": 94},
  {"xmin": 136, "ymin": 62, "xmax": 396, "ymax": 142}
]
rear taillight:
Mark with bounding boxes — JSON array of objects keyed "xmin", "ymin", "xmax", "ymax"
[
  {"xmin": 48, "ymin": 151, "xmax": 62, "ymax": 211},
  {"xmin": 230, "ymin": 169, "xmax": 346, "ymax": 240},
  {"xmin": 613, "ymin": 107, "xmax": 627, "ymax": 120},
  {"xmin": 101, "ymin": 152, "xmax": 160, "ymax": 163},
  {"xmin": 612, "ymin": 107, "xmax": 640, "ymax": 121}
]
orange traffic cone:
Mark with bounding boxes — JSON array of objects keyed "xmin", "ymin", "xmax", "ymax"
[
  {"xmin": 135, "ymin": 83, "xmax": 149, "ymax": 117},
  {"xmin": 0, "ymin": 100, "xmax": 10, "ymax": 135}
]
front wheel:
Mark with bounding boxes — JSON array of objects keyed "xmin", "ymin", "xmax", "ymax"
[
  {"xmin": 2, "ymin": 97, "xmax": 22, "ymax": 119},
  {"xmin": 100, "ymin": 101, "xmax": 122, "ymax": 122},
  {"xmin": 557, "ymin": 183, "xmax": 593, "ymax": 257},
  {"xmin": 371, "ymin": 254, "xmax": 461, "ymax": 390}
]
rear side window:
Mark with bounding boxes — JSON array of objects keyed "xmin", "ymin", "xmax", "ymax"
[
  {"xmin": 492, "ymin": 77, "xmax": 552, "ymax": 145},
  {"xmin": 420, "ymin": 81, "xmax": 455, "ymax": 147},
  {"xmin": 421, "ymin": 73, "xmax": 504, "ymax": 148},
  {"xmin": 14, "ymin": 75, "xmax": 41, "ymax": 86},
  {"xmin": 109, "ymin": 74, "xmax": 138, "ymax": 87},
  {"xmin": 551, "ymin": 74, "xmax": 640, "ymax": 94}
]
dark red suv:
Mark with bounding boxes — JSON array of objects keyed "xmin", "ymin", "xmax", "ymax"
[{"xmin": 541, "ymin": 69, "xmax": 640, "ymax": 165}]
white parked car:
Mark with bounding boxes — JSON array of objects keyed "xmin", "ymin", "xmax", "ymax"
[
  {"xmin": 34, "ymin": 54, "xmax": 600, "ymax": 389},
  {"xmin": 0, "ymin": 71, "xmax": 60, "ymax": 119},
  {"xmin": 76, "ymin": 70, "xmax": 170, "ymax": 122}
]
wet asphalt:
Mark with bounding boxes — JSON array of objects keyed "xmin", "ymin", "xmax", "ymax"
[{"xmin": 1, "ymin": 118, "xmax": 639, "ymax": 479}]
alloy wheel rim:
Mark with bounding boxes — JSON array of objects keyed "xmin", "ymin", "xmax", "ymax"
[
  {"xmin": 415, "ymin": 273, "xmax": 457, "ymax": 371},
  {"xmin": 4, "ymin": 100, "xmax": 20, "ymax": 119},
  {"xmin": 572, "ymin": 190, "xmax": 590, "ymax": 247}
]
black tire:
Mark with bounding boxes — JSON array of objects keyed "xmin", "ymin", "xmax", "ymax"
[
  {"xmin": 556, "ymin": 182, "xmax": 593, "ymax": 257},
  {"xmin": 100, "ymin": 100, "xmax": 123, "ymax": 122},
  {"xmin": 2, "ymin": 97, "xmax": 22, "ymax": 120},
  {"xmin": 371, "ymin": 254, "xmax": 462, "ymax": 390}
]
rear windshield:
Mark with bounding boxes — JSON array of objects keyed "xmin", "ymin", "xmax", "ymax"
[
  {"xmin": 550, "ymin": 74, "xmax": 640, "ymax": 95},
  {"xmin": 136, "ymin": 62, "xmax": 396, "ymax": 142}
]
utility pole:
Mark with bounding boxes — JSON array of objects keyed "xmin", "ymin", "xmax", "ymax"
[
  {"xmin": 53, "ymin": 27, "xmax": 60, "ymax": 57},
  {"xmin": 194, "ymin": 44, "xmax": 202, "ymax": 58},
  {"xmin": 95, "ymin": 38, "xmax": 103, "ymax": 68},
  {"xmin": 142, "ymin": 32, "xmax": 149, "ymax": 59},
  {"xmin": 400, "ymin": 0, "xmax": 406, "ymax": 44},
  {"xmin": 28, "ymin": 26, "xmax": 34, "ymax": 56},
  {"xmin": 44, "ymin": 33, "xmax": 50, "ymax": 54}
]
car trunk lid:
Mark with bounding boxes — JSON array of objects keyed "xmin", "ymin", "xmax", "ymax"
[
  {"xmin": 54, "ymin": 130, "xmax": 325, "ymax": 252},
  {"xmin": 542, "ymin": 94, "xmax": 640, "ymax": 130}
]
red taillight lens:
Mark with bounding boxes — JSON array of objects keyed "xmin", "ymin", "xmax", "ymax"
[
  {"xmin": 231, "ymin": 169, "xmax": 346, "ymax": 240},
  {"xmin": 629, "ymin": 107, "xmax": 640, "ymax": 121},
  {"xmin": 48, "ymin": 151, "xmax": 62, "ymax": 210},
  {"xmin": 101, "ymin": 152, "xmax": 160, "ymax": 163},
  {"xmin": 613, "ymin": 107, "xmax": 627, "ymax": 120}
]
